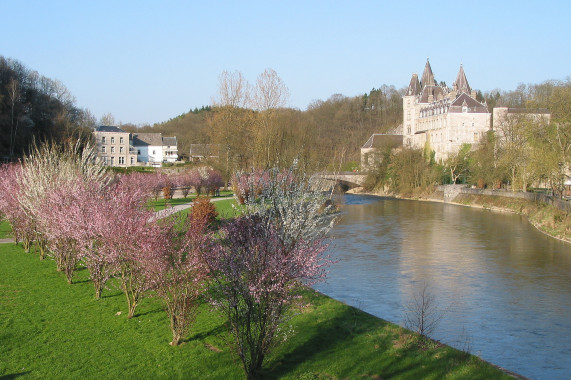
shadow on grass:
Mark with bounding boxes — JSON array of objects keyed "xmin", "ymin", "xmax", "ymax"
[
  {"xmin": 264, "ymin": 305, "xmax": 373, "ymax": 379},
  {"xmin": 133, "ymin": 307, "xmax": 163, "ymax": 318},
  {"xmin": 101, "ymin": 291, "xmax": 123, "ymax": 299},
  {"xmin": 185, "ymin": 323, "xmax": 228, "ymax": 343},
  {"xmin": 0, "ymin": 372, "xmax": 32, "ymax": 379}
]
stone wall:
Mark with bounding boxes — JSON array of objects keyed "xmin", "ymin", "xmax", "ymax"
[{"xmin": 438, "ymin": 185, "xmax": 571, "ymax": 212}]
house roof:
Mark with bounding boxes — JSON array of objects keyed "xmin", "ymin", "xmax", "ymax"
[
  {"xmin": 95, "ymin": 125, "xmax": 125, "ymax": 133},
  {"xmin": 162, "ymin": 136, "xmax": 177, "ymax": 147},
  {"xmin": 132, "ymin": 133, "xmax": 163, "ymax": 147},
  {"xmin": 449, "ymin": 93, "xmax": 488, "ymax": 113},
  {"xmin": 362, "ymin": 134, "xmax": 403, "ymax": 149}
]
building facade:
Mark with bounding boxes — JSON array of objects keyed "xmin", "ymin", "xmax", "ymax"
[
  {"xmin": 93, "ymin": 127, "xmax": 178, "ymax": 167},
  {"xmin": 402, "ymin": 59, "xmax": 491, "ymax": 162},
  {"xmin": 93, "ymin": 126, "xmax": 138, "ymax": 167}
]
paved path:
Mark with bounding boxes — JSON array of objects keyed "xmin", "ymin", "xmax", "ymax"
[
  {"xmin": 151, "ymin": 196, "xmax": 233, "ymax": 221},
  {"xmin": 0, "ymin": 196, "xmax": 235, "ymax": 244}
]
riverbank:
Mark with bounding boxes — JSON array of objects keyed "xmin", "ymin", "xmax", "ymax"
[
  {"xmin": 0, "ymin": 242, "xmax": 514, "ymax": 379},
  {"xmin": 348, "ymin": 186, "xmax": 571, "ymax": 244}
]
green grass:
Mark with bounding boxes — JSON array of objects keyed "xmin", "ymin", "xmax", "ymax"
[
  {"xmin": 0, "ymin": 242, "xmax": 511, "ymax": 379},
  {"xmin": 148, "ymin": 192, "xmax": 234, "ymax": 212},
  {"xmin": 148, "ymin": 196, "xmax": 197, "ymax": 211},
  {"xmin": 0, "ymin": 221, "xmax": 11, "ymax": 239}
]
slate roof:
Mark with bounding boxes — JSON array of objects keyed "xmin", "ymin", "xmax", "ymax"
[
  {"xmin": 95, "ymin": 125, "xmax": 126, "ymax": 133},
  {"xmin": 406, "ymin": 73, "xmax": 421, "ymax": 96},
  {"xmin": 453, "ymin": 64, "xmax": 471, "ymax": 94},
  {"xmin": 449, "ymin": 93, "xmax": 488, "ymax": 113},
  {"xmin": 420, "ymin": 58, "xmax": 435, "ymax": 88},
  {"xmin": 362, "ymin": 134, "xmax": 403, "ymax": 149},
  {"xmin": 162, "ymin": 136, "xmax": 177, "ymax": 147},
  {"xmin": 132, "ymin": 133, "xmax": 163, "ymax": 147}
]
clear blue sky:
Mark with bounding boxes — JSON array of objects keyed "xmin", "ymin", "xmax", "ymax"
[{"xmin": 2, "ymin": 0, "xmax": 569, "ymax": 125}]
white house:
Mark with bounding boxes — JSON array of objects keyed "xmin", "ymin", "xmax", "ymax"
[{"xmin": 132, "ymin": 133, "xmax": 178, "ymax": 166}]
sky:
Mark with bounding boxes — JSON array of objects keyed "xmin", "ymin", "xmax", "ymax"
[{"xmin": 2, "ymin": 0, "xmax": 570, "ymax": 126}]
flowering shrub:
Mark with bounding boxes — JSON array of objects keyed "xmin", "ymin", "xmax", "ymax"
[{"xmin": 207, "ymin": 167, "xmax": 336, "ymax": 379}]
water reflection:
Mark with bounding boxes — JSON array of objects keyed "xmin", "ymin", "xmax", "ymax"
[{"xmin": 315, "ymin": 195, "xmax": 571, "ymax": 379}]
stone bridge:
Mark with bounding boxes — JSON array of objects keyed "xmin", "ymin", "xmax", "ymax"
[{"xmin": 313, "ymin": 171, "xmax": 367, "ymax": 190}]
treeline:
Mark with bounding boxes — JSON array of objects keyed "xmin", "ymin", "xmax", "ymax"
[
  {"xmin": 0, "ymin": 56, "xmax": 95, "ymax": 160},
  {"xmin": 127, "ymin": 71, "xmax": 403, "ymax": 185},
  {"xmin": 365, "ymin": 78, "xmax": 571, "ymax": 196}
]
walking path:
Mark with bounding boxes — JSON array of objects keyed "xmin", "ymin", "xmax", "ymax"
[
  {"xmin": 151, "ymin": 196, "xmax": 233, "ymax": 221},
  {"xmin": 0, "ymin": 196, "xmax": 235, "ymax": 244}
]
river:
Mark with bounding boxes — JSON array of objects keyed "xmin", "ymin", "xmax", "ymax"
[{"xmin": 314, "ymin": 194, "xmax": 571, "ymax": 380}]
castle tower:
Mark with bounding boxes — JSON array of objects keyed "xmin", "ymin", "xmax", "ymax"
[
  {"xmin": 403, "ymin": 73, "xmax": 421, "ymax": 140},
  {"xmin": 452, "ymin": 64, "xmax": 471, "ymax": 95},
  {"xmin": 420, "ymin": 58, "xmax": 435, "ymax": 88}
]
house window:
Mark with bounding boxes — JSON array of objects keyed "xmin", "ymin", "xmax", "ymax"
[
  {"xmin": 111, "ymin": 137, "xmax": 115, "ymax": 144},
  {"xmin": 110, "ymin": 157, "xmax": 115, "ymax": 166},
  {"xmin": 137, "ymin": 149, "xmax": 141, "ymax": 155},
  {"xmin": 462, "ymin": 106, "xmax": 467, "ymax": 113},
  {"xmin": 119, "ymin": 157, "xmax": 125, "ymax": 165},
  {"xmin": 120, "ymin": 137, "xmax": 124, "ymax": 144},
  {"xmin": 120, "ymin": 146, "xmax": 124, "ymax": 153},
  {"xmin": 101, "ymin": 146, "xmax": 106, "ymax": 153},
  {"xmin": 130, "ymin": 157, "xmax": 134, "ymax": 164},
  {"xmin": 101, "ymin": 136, "xmax": 106, "ymax": 144},
  {"xmin": 111, "ymin": 146, "xmax": 115, "ymax": 154}
]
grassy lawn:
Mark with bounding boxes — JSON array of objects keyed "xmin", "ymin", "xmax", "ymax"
[
  {"xmin": 0, "ymin": 221, "xmax": 11, "ymax": 239},
  {"xmin": 0, "ymin": 242, "xmax": 511, "ymax": 379},
  {"xmin": 148, "ymin": 192, "xmax": 234, "ymax": 212}
]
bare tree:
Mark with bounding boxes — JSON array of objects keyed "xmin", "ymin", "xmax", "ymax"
[
  {"xmin": 253, "ymin": 68, "xmax": 289, "ymax": 111},
  {"xmin": 403, "ymin": 282, "xmax": 446, "ymax": 340},
  {"xmin": 99, "ymin": 113, "xmax": 116, "ymax": 126},
  {"xmin": 7, "ymin": 79, "xmax": 20, "ymax": 160},
  {"xmin": 213, "ymin": 70, "xmax": 251, "ymax": 108}
]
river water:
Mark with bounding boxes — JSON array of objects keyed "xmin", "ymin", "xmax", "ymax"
[{"xmin": 314, "ymin": 194, "xmax": 571, "ymax": 380}]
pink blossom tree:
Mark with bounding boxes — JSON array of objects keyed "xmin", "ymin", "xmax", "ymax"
[
  {"xmin": 204, "ymin": 169, "xmax": 223, "ymax": 196},
  {"xmin": 0, "ymin": 164, "xmax": 35, "ymax": 251},
  {"xmin": 145, "ymin": 217, "xmax": 211, "ymax": 345},
  {"xmin": 103, "ymin": 182, "xmax": 156, "ymax": 318}
]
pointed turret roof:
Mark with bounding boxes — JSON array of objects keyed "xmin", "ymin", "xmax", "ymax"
[
  {"xmin": 420, "ymin": 58, "xmax": 435, "ymax": 88},
  {"xmin": 406, "ymin": 73, "xmax": 421, "ymax": 96},
  {"xmin": 453, "ymin": 64, "xmax": 471, "ymax": 94}
]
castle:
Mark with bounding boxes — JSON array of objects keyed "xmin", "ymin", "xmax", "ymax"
[
  {"xmin": 402, "ymin": 59, "xmax": 491, "ymax": 162},
  {"xmin": 362, "ymin": 59, "xmax": 492, "ymax": 167}
]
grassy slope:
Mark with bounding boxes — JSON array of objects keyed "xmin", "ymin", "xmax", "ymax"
[
  {"xmin": 453, "ymin": 193, "xmax": 571, "ymax": 242},
  {"xmin": 0, "ymin": 242, "xmax": 511, "ymax": 379}
]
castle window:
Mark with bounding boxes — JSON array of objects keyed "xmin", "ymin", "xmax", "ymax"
[
  {"xmin": 462, "ymin": 105, "xmax": 467, "ymax": 113},
  {"xmin": 111, "ymin": 137, "xmax": 115, "ymax": 144},
  {"xmin": 101, "ymin": 136, "xmax": 106, "ymax": 144}
]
